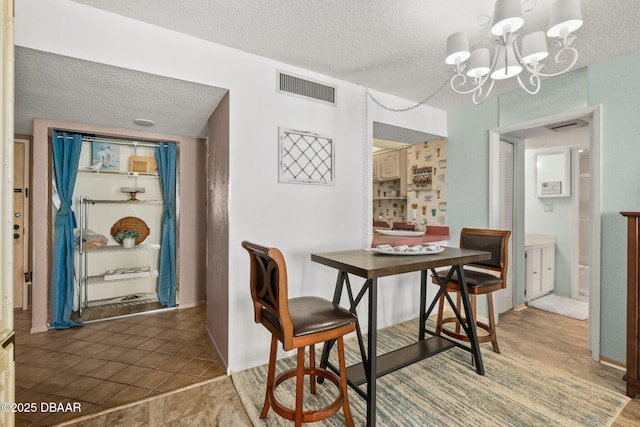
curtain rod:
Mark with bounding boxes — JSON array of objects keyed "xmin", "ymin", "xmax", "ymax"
[{"xmin": 55, "ymin": 134, "xmax": 167, "ymax": 148}]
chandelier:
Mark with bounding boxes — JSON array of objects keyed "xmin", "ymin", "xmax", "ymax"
[{"xmin": 446, "ymin": 0, "xmax": 583, "ymax": 104}]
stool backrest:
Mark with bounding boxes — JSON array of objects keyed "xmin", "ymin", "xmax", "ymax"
[
  {"xmin": 242, "ymin": 241, "xmax": 293, "ymax": 342},
  {"xmin": 460, "ymin": 228, "xmax": 511, "ymax": 287}
]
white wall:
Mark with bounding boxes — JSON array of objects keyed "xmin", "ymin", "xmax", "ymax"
[{"xmin": 16, "ymin": 0, "xmax": 448, "ymax": 372}]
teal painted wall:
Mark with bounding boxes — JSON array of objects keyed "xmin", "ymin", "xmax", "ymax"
[
  {"xmin": 447, "ymin": 49, "xmax": 640, "ymax": 363},
  {"xmin": 447, "ymin": 96, "xmax": 499, "ymax": 239},
  {"xmin": 588, "ymin": 49, "xmax": 640, "ymax": 362}
]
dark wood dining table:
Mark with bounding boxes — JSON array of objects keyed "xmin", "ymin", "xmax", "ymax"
[{"xmin": 311, "ymin": 247, "xmax": 491, "ymax": 427}]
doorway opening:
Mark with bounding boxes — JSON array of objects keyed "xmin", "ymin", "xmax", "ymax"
[{"xmin": 489, "ymin": 106, "xmax": 601, "ymax": 360}]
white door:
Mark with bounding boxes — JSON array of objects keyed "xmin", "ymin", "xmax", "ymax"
[{"xmin": 490, "ymin": 139, "xmax": 515, "ymax": 314}]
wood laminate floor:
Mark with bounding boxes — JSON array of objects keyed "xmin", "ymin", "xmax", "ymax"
[{"xmin": 496, "ymin": 307, "xmax": 640, "ymax": 426}]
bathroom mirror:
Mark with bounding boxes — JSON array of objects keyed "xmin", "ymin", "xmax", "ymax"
[{"xmin": 536, "ymin": 148, "xmax": 571, "ymax": 198}]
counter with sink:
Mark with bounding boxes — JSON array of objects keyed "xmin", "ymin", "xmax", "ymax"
[{"xmin": 371, "ymin": 222, "xmax": 450, "ymax": 247}]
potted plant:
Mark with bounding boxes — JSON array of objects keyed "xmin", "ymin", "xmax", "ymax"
[{"xmin": 115, "ymin": 229, "xmax": 140, "ymax": 248}]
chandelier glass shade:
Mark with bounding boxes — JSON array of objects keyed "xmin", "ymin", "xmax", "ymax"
[{"xmin": 446, "ymin": 0, "xmax": 583, "ymax": 104}]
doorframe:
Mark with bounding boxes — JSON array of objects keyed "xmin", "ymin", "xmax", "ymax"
[
  {"xmin": 489, "ymin": 105, "xmax": 602, "ymax": 361},
  {"xmin": 14, "ymin": 135, "xmax": 31, "ymax": 310}
]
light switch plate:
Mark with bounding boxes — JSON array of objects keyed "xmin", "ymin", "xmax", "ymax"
[{"xmin": 544, "ymin": 204, "xmax": 554, "ymax": 212}]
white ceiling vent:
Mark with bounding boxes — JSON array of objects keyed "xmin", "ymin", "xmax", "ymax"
[
  {"xmin": 546, "ymin": 118, "xmax": 589, "ymax": 132},
  {"xmin": 277, "ymin": 71, "xmax": 336, "ymax": 106}
]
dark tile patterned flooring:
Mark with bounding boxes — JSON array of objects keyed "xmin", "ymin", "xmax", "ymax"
[{"xmin": 14, "ymin": 305, "xmax": 225, "ymax": 426}]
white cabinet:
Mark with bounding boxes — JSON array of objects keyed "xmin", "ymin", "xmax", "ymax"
[
  {"xmin": 525, "ymin": 235, "xmax": 556, "ymax": 302},
  {"xmin": 540, "ymin": 246, "xmax": 555, "ymax": 295}
]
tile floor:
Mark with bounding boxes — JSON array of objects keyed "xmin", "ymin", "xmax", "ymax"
[{"xmin": 14, "ymin": 305, "xmax": 226, "ymax": 426}]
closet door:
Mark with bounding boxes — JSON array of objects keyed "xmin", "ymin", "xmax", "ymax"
[{"xmin": 491, "ymin": 139, "xmax": 515, "ymax": 313}]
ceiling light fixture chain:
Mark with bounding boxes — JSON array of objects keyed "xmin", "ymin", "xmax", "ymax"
[
  {"xmin": 365, "ymin": 78, "xmax": 449, "ymax": 113},
  {"xmin": 446, "ymin": 0, "xmax": 583, "ymax": 104}
]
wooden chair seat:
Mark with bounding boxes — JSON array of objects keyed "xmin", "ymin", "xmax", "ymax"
[
  {"xmin": 440, "ymin": 269, "xmax": 503, "ymax": 291},
  {"xmin": 261, "ymin": 296, "xmax": 357, "ymax": 339}
]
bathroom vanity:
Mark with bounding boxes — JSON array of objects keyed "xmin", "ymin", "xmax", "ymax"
[{"xmin": 525, "ymin": 234, "xmax": 556, "ymax": 302}]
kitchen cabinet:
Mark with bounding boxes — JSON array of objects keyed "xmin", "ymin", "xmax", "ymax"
[
  {"xmin": 373, "ymin": 148, "xmax": 407, "ymax": 199},
  {"xmin": 525, "ymin": 234, "xmax": 556, "ymax": 302},
  {"xmin": 379, "ymin": 150, "xmax": 402, "ymax": 180},
  {"xmin": 372, "ymin": 154, "xmax": 380, "ymax": 180},
  {"xmin": 373, "ymin": 147, "xmax": 408, "ymax": 222}
]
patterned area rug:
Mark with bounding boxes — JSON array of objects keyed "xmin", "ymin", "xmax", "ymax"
[
  {"xmin": 233, "ymin": 319, "xmax": 628, "ymax": 426},
  {"xmin": 527, "ymin": 294, "xmax": 589, "ymax": 320}
]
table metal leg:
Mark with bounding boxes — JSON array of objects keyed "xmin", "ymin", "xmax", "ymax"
[
  {"xmin": 366, "ymin": 277, "xmax": 377, "ymax": 427},
  {"xmin": 320, "ymin": 271, "xmax": 347, "ymax": 371},
  {"xmin": 419, "ymin": 270, "xmax": 427, "ymax": 341},
  {"xmin": 320, "ymin": 273, "xmax": 370, "ymax": 387},
  {"xmin": 455, "ymin": 266, "xmax": 485, "ymax": 375}
]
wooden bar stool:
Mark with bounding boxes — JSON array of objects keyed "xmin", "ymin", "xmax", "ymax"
[
  {"xmin": 242, "ymin": 241, "xmax": 357, "ymax": 426},
  {"xmin": 432, "ymin": 228, "xmax": 511, "ymax": 353}
]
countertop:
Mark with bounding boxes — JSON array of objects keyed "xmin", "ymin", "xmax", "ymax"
[
  {"xmin": 524, "ymin": 233, "xmax": 556, "ymax": 249},
  {"xmin": 371, "ymin": 224, "xmax": 450, "ymax": 247}
]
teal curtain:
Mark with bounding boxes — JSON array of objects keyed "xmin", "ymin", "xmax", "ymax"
[
  {"xmin": 50, "ymin": 131, "xmax": 83, "ymax": 328},
  {"xmin": 156, "ymin": 142, "xmax": 177, "ymax": 307}
]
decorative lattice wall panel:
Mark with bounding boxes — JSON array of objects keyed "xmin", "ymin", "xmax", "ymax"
[{"xmin": 278, "ymin": 128, "xmax": 334, "ymax": 185}]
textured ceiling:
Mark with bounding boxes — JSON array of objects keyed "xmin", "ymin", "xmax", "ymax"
[
  {"xmin": 15, "ymin": 47, "xmax": 227, "ymax": 137},
  {"xmin": 69, "ymin": 0, "xmax": 640, "ymax": 110},
  {"xmin": 15, "ymin": 1, "xmax": 640, "ymax": 138}
]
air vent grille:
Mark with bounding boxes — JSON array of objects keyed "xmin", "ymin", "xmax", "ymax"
[
  {"xmin": 546, "ymin": 118, "xmax": 589, "ymax": 132},
  {"xmin": 277, "ymin": 71, "xmax": 336, "ymax": 106}
]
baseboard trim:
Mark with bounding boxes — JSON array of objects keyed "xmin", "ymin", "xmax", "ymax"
[
  {"xmin": 600, "ymin": 355, "xmax": 626, "ymax": 371},
  {"xmin": 513, "ymin": 304, "xmax": 527, "ymax": 312},
  {"xmin": 178, "ymin": 300, "xmax": 205, "ymax": 309},
  {"xmin": 206, "ymin": 325, "xmax": 229, "ymax": 374}
]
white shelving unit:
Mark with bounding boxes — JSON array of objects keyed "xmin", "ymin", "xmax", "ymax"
[
  {"xmin": 78, "ymin": 197, "xmax": 164, "ymax": 314},
  {"xmin": 69, "ymin": 134, "xmax": 177, "ymax": 318}
]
